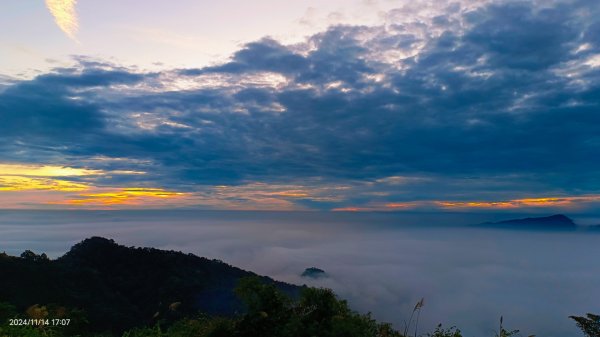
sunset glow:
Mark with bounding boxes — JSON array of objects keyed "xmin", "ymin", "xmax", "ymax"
[
  {"xmin": 0, "ymin": 176, "xmax": 89, "ymax": 192},
  {"xmin": 50, "ymin": 188, "xmax": 188, "ymax": 207},
  {"xmin": 436, "ymin": 196, "xmax": 600, "ymax": 209},
  {"xmin": 0, "ymin": 164, "xmax": 103, "ymax": 177}
]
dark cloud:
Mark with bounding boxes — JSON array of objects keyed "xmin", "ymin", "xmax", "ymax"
[
  {"xmin": 1, "ymin": 0, "xmax": 599, "ymax": 206},
  {"xmin": 464, "ymin": 3, "xmax": 581, "ymax": 70},
  {"xmin": 195, "ymin": 38, "xmax": 309, "ymax": 76}
]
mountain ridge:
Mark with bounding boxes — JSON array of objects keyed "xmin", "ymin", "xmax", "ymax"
[{"xmin": 0, "ymin": 236, "xmax": 301, "ymax": 334}]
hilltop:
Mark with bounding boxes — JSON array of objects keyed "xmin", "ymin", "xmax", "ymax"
[{"xmin": 0, "ymin": 237, "xmax": 300, "ymax": 334}]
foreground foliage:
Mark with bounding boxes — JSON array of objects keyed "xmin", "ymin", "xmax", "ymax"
[
  {"xmin": 121, "ymin": 277, "xmax": 402, "ymax": 337},
  {"xmin": 2, "ymin": 279, "xmax": 599, "ymax": 337},
  {"xmin": 0, "ymin": 277, "xmax": 400, "ymax": 337},
  {"xmin": 569, "ymin": 313, "xmax": 600, "ymax": 337}
]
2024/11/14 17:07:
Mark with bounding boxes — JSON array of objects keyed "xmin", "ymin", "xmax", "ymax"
[{"xmin": 8, "ymin": 318, "xmax": 71, "ymax": 326}]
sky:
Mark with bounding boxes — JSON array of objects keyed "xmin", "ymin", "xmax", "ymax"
[{"xmin": 1, "ymin": 0, "xmax": 599, "ymax": 212}]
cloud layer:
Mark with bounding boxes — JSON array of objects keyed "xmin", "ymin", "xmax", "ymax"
[{"xmin": 2, "ymin": 0, "xmax": 600, "ymax": 210}]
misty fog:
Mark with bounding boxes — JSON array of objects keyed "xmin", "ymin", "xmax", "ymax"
[{"xmin": 1, "ymin": 210, "xmax": 599, "ymax": 337}]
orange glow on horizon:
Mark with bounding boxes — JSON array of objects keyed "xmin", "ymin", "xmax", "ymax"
[
  {"xmin": 0, "ymin": 163, "xmax": 146, "ymax": 194},
  {"xmin": 2, "ymin": 163, "xmax": 599, "ymax": 210},
  {"xmin": 0, "ymin": 176, "xmax": 89, "ymax": 192},
  {"xmin": 266, "ymin": 191, "xmax": 310, "ymax": 198},
  {"xmin": 332, "ymin": 207, "xmax": 370, "ymax": 212},
  {"xmin": 436, "ymin": 201, "xmax": 516, "ymax": 209},
  {"xmin": 51, "ymin": 188, "xmax": 188, "ymax": 206},
  {"xmin": 334, "ymin": 195, "xmax": 600, "ymax": 212},
  {"xmin": 436, "ymin": 195, "xmax": 600, "ymax": 209},
  {"xmin": 0, "ymin": 163, "xmax": 103, "ymax": 177},
  {"xmin": 385, "ymin": 202, "xmax": 422, "ymax": 209}
]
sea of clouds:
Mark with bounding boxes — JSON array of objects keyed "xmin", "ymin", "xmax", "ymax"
[{"xmin": 1, "ymin": 210, "xmax": 599, "ymax": 337}]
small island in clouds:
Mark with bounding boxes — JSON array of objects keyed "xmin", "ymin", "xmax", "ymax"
[
  {"xmin": 1, "ymin": 0, "xmax": 600, "ymax": 336},
  {"xmin": 301, "ymin": 267, "xmax": 328, "ymax": 279}
]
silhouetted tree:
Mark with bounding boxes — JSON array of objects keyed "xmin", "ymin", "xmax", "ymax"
[
  {"xmin": 570, "ymin": 313, "xmax": 600, "ymax": 337},
  {"xmin": 19, "ymin": 250, "xmax": 48, "ymax": 262}
]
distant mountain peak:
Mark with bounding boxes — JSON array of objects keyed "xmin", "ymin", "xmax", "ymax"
[
  {"xmin": 539, "ymin": 214, "xmax": 573, "ymax": 222},
  {"xmin": 481, "ymin": 214, "xmax": 576, "ymax": 229},
  {"xmin": 498, "ymin": 214, "xmax": 575, "ymax": 225}
]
